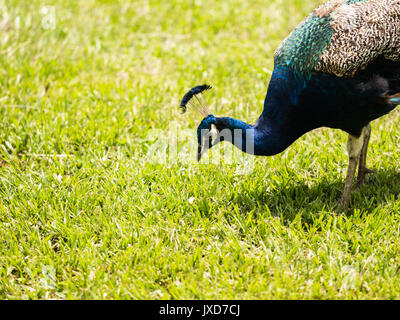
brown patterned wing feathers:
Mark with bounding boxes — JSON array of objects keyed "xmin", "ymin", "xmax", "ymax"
[{"xmin": 314, "ymin": 0, "xmax": 400, "ymax": 77}]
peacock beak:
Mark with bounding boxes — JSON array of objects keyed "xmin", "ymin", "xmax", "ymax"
[
  {"xmin": 197, "ymin": 124, "xmax": 219, "ymax": 162},
  {"xmin": 197, "ymin": 144, "xmax": 202, "ymax": 162}
]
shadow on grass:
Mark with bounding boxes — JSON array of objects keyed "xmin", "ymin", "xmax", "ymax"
[{"xmin": 231, "ymin": 168, "xmax": 400, "ymax": 225}]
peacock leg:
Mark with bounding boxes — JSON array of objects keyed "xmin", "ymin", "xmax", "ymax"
[
  {"xmin": 355, "ymin": 123, "xmax": 375, "ymax": 190},
  {"xmin": 340, "ymin": 129, "xmax": 367, "ymax": 211}
]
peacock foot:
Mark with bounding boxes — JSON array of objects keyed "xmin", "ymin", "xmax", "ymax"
[{"xmin": 355, "ymin": 168, "xmax": 376, "ymax": 191}]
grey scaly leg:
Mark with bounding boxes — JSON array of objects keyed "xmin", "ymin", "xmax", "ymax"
[
  {"xmin": 356, "ymin": 123, "xmax": 375, "ymax": 189},
  {"xmin": 340, "ymin": 127, "xmax": 369, "ymax": 211}
]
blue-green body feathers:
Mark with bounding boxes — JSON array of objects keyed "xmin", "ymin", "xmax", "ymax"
[{"xmin": 274, "ymin": 15, "xmax": 333, "ymax": 76}]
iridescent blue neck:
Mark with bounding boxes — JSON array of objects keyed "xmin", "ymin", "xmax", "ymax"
[
  {"xmin": 215, "ymin": 116, "xmax": 289, "ymax": 156},
  {"xmin": 216, "ymin": 67, "xmax": 310, "ymax": 156}
]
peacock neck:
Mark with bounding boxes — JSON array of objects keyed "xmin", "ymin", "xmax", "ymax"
[
  {"xmin": 254, "ymin": 66, "xmax": 314, "ymax": 155},
  {"xmin": 218, "ymin": 66, "xmax": 312, "ymax": 157},
  {"xmin": 216, "ymin": 116, "xmax": 290, "ymax": 156}
]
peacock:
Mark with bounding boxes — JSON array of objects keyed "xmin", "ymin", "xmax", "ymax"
[{"xmin": 180, "ymin": 0, "xmax": 400, "ymax": 211}]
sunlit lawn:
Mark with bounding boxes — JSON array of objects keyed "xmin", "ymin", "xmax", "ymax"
[{"xmin": 1, "ymin": 0, "xmax": 400, "ymax": 299}]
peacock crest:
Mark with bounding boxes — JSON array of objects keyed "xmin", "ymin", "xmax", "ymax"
[{"xmin": 180, "ymin": 84, "xmax": 212, "ymax": 117}]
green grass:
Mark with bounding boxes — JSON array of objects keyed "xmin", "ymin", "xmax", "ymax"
[{"xmin": 1, "ymin": 0, "xmax": 400, "ymax": 299}]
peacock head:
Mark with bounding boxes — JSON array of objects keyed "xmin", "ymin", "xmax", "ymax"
[
  {"xmin": 180, "ymin": 84, "xmax": 244, "ymax": 161},
  {"xmin": 196, "ymin": 114, "xmax": 220, "ymax": 162},
  {"xmin": 179, "ymin": 84, "xmax": 220, "ymax": 162}
]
